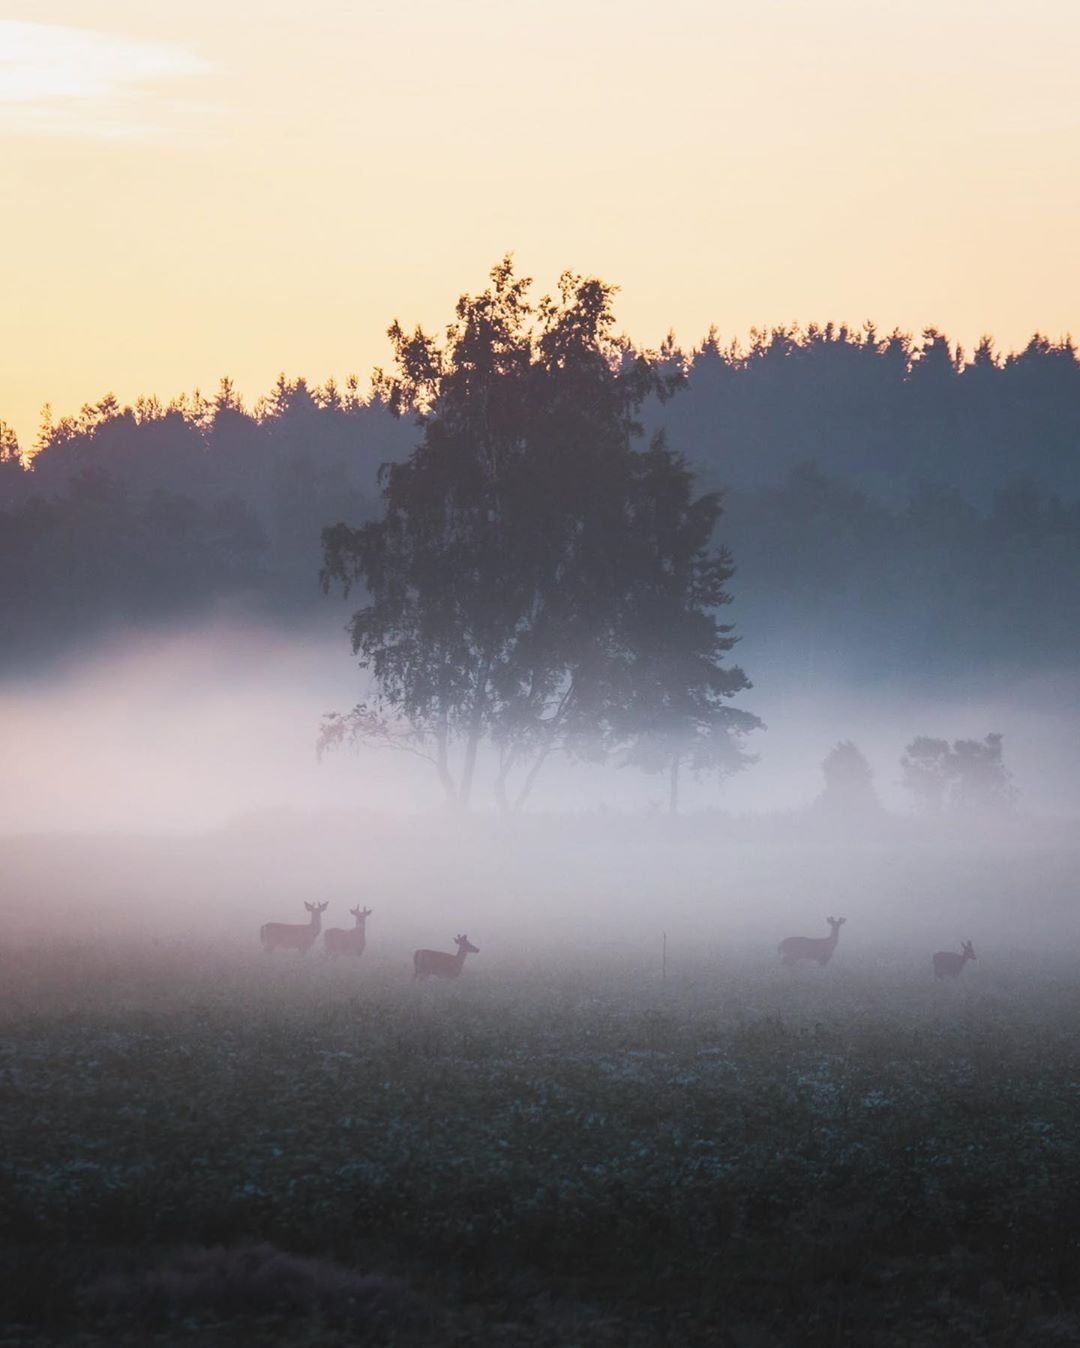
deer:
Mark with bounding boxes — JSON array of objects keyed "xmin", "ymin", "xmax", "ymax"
[
  {"xmin": 259, "ymin": 901, "xmax": 328, "ymax": 955},
  {"xmin": 779, "ymin": 916, "xmax": 846, "ymax": 967},
  {"xmin": 413, "ymin": 934, "xmax": 479, "ymax": 981},
  {"xmin": 933, "ymin": 940, "xmax": 976, "ymax": 978},
  {"xmin": 324, "ymin": 906, "xmax": 372, "ymax": 958}
]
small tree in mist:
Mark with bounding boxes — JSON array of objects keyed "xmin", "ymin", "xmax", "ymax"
[
  {"xmin": 622, "ymin": 718, "xmax": 759, "ymax": 815},
  {"xmin": 899, "ymin": 737, "xmax": 952, "ymax": 816},
  {"xmin": 901, "ymin": 732, "xmax": 1016, "ymax": 818},
  {"xmin": 319, "ymin": 257, "xmax": 758, "ymax": 810},
  {"xmin": 812, "ymin": 740, "xmax": 882, "ymax": 821},
  {"xmin": 951, "ymin": 733, "xmax": 1016, "ymax": 814}
]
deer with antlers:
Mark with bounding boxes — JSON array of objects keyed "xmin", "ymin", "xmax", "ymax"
[
  {"xmin": 324, "ymin": 906, "xmax": 372, "ymax": 958},
  {"xmin": 259, "ymin": 901, "xmax": 328, "ymax": 955},
  {"xmin": 933, "ymin": 940, "xmax": 976, "ymax": 978},
  {"xmin": 413, "ymin": 934, "xmax": 479, "ymax": 981},
  {"xmin": 779, "ymin": 916, "xmax": 846, "ymax": 968}
]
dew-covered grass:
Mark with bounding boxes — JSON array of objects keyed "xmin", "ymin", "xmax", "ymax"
[{"xmin": 3, "ymin": 940, "xmax": 1080, "ymax": 1345}]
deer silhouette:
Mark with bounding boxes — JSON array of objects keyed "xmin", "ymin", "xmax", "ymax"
[
  {"xmin": 779, "ymin": 916, "xmax": 846, "ymax": 967},
  {"xmin": 324, "ymin": 906, "xmax": 372, "ymax": 958},
  {"xmin": 933, "ymin": 940, "xmax": 976, "ymax": 978},
  {"xmin": 413, "ymin": 934, "xmax": 479, "ymax": 981},
  {"xmin": 259, "ymin": 901, "xmax": 328, "ymax": 955}
]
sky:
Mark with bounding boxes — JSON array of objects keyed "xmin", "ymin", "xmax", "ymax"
[{"xmin": 1, "ymin": 0, "xmax": 1078, "ymax": 446}]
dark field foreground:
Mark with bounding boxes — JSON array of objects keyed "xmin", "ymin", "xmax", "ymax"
[{"xmin": 2, "ymin": 943, "xmax": 1080, "ymax": 1346}]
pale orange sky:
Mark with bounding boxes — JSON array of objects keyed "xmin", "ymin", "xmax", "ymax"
[{"xmin": 1, "ymin": 0, "xmax": 1078, "ymax": 446}]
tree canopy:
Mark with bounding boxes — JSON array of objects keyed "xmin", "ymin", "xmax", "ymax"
[
  {"xmin": 319, "ymin": 259, "xmax": 760, "ymax": 810},
  {"xmin": 900, "ymin": 733, "xmax": 1016, "ymax": 818}
]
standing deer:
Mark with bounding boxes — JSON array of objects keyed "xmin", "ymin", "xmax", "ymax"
[
  {"xmin": 259, "ymin": 901, "xmax": 328, "ymax": 955},
  {"xmin": 324, "ymin": 906, "xmax": 372, "ymax": 958},
  {"xmin": 779, "ymin": 916, "xmax": 846, "ymax": 967},
  {"xmin": 413, "ymin": 934, "xmax": 479, "ymax": 981},
  {"xmin": 933, "ymin": 940, "xmax": 976, "ymax": 978}
]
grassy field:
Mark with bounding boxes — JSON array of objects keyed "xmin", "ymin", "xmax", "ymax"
[{"xmin": 3, "ymin": 934, "xmax": 1080, "ymax": 1346}]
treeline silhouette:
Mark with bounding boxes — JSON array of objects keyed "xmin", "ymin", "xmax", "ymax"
[
  {"xmin": 0, "ymin": 378, "xmax": 414, "ymax": 664},
  {"xmin": 1, "ymin": 324, "xmax": 1079, "ymax": 674},
  {"xmin": 658, "ymin": 324, "xmax": 1080, "ymax": 503}
]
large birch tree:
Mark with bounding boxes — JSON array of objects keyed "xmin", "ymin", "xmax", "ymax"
[{"xmin": 319, "ymin": 258, "xmax": 758, "ymax": 810}]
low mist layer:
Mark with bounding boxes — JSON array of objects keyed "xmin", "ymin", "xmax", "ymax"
[{"xmin": 2, "ymin": 617, "xmax": 1080, "ymax": 837}]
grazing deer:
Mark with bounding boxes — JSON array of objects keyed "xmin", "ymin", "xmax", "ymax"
[
  {"xmin": 413, "ymin": 934, "xmax": 479, "ymax": 981},
  {"xmin": 779, "ymin": 916, "xmax": 846, "ymax": 967},
  {"xmin": 259, "ymin": 901, "xmax": 328, "ymax": 955},
  {"xmin": 324, "ymin": 906, "xmax": 372, "ymax": 958},
  {"xmin": 933, "ymin": 940, "xmax": 976, "ymax": 978}
]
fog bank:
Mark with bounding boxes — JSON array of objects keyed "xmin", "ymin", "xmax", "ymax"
[{"xmin": 2, "ymin": 618, "xmax": 1080, "ymax": 833}]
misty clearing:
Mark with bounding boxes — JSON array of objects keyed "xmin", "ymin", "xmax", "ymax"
[
  {"xmin": 5, "ymin": 258, "xmax": 1080, "ymax": 1346},
  {"xmin": 4, "ymin": 814, "xmax": 1080, "ymax": 1346}
]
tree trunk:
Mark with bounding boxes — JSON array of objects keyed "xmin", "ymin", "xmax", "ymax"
[
  {"xmin": 459, "ymin": 657, "xmax": 494, "ymax": 810},
  {"xmin": 435, "ymin": 714, "xmax": 459, "ymax": 809},
  {"xmin": 493, "ymin": 741, "xmax": 519, "ymax": 815},
  {"xmin": 460, "ymin": 727, "xmax": 483, "ymax": 811},
  {"xmin": 513, "ymin": 742, "xmax": 553, "ymax": 812}
]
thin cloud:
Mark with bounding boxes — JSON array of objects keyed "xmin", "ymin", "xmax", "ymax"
[{"xmin": 0, "ymin": 20, "xmax": 210, "ymax": 141}]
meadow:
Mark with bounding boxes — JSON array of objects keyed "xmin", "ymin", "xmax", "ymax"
[{"xmin": 3, "ymin": 931, "xmax": 1080, "ymax": 1343}]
